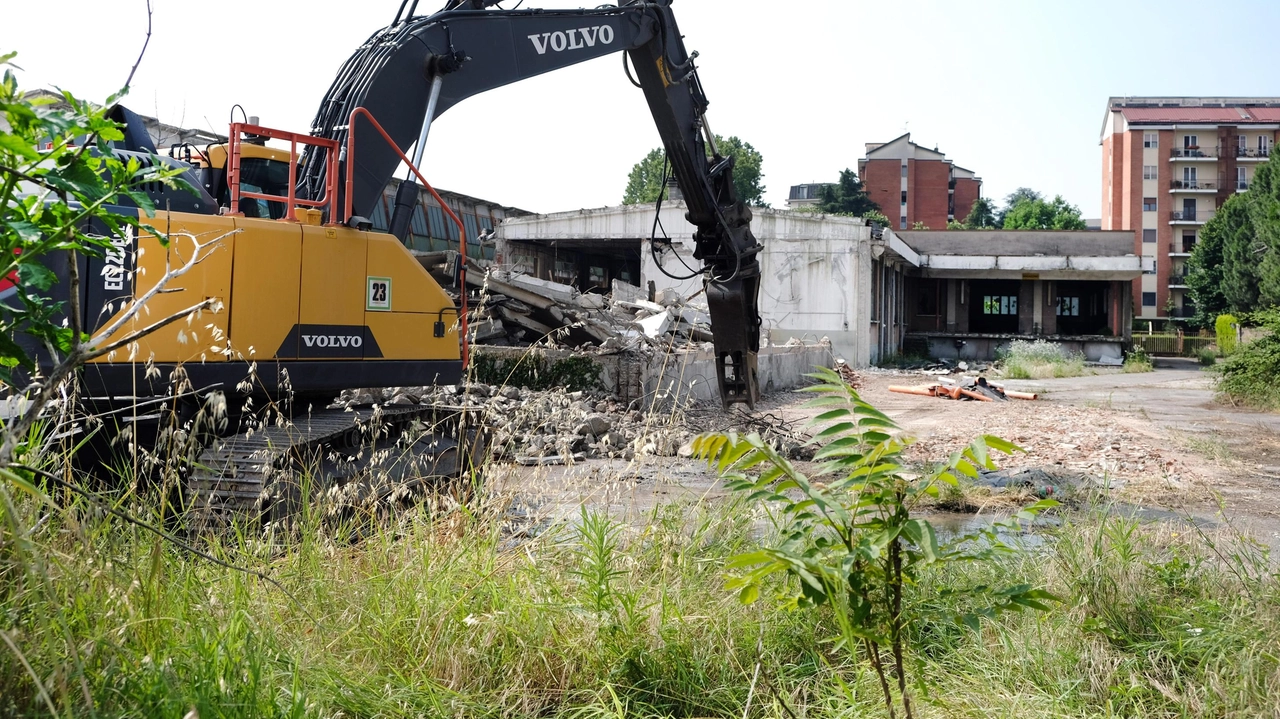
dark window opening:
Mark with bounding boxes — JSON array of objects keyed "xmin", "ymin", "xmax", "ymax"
[
  {"xmin": 1142, "ymin": 292, "xmax": 1157, "ymax": 307},
  {"xmin": 917, "ymin": 282, "xmax": 938, "ymax": 316},
  {"xmin": 1056, "ymin": 281, "xmax": 1110, "ymax": 334},
  {"xmin": 1143, "ymin": 229, "xmax": 1156, "ymax": 243},
  {"xmin": 901, "ymin": 190, "xmax": 907, "ymax": 205},
  {"xmin": 968, "ymin": 280, "xmax": 1020, "ymax": 333}
]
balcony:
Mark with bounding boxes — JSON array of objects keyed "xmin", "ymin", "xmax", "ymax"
[
  {"xmin": 1170, "ymin": 146, "xmax": 1217, "ymax": 159},
  {"xmin": 1169, "ymin": 179, "xmax": 1220, "ymax": 192},
  {"xmin": 1234, "ymin": 146, "xmax": 1272, "ymax": 160},
  {"xmin": 1170, "ymin": 210, "xmax": 1213, "ymax": 224},
  {"xmin": 1170, "ymin": 241, "xmax": 1195, "ymax": 256},
  {"xmin": 1236, "ymin": 180, "xmax": 1250, "ymax": 192}
]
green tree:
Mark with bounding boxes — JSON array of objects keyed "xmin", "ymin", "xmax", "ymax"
[
  {"xmin": 1186, "ymin": 201, "xmax": 1229, "ymax": 325},
  {"xmin": 715, "ymin": 135, "xmax": 766, "ymax": 206},
  {"xmin": 1001, "ymin": 195, "xmax": 1087, "ymax": 230},
  {"xmin": 997, "ymin": 187, "xmax": 1043, "ymax": 226},
  {"xmin": 961, "ymin": 196, "xmax": 998, "ymax": 228},
  {"xmin": 816, "ymin": 168, "xmax": 882, "ymax": 218},
  {"xmin": 1246, "ymin": 155, "xmax": 1280, "ymax": 306},
  {"xmin": 621, "ymin": 135, "xmax": 766, "ymax": 207},
  {"xmin": 621, "ymin": 147, "xmax": 668, "ymax": 205},
  {"xmin": 1210, "ymin": 194, "xmax": 1261, "ymax": 315}
]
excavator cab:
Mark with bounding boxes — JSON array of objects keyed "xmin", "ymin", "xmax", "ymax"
[{"xmin": 173, "ymin": 142, "xmax": 293, "ymax": 219}]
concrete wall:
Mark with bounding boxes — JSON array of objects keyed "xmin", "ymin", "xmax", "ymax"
[
  {"xmin": 498, "ymin": 203, "xmax": 876, "ymax": 366},
  {"xmin": 643, "ymin": 344, "xmax": 835, "ymax": 406},
  {"xmin": 896, "ymin": 230, "xmax": 1137, "ymax": 257},
  {"xmin": 472, "ymin": 343, "xmax": 834, "ymax": 407},
  {"xmin": 918, "ymin": 335, "xmax": 1125, "ymax": 363}
]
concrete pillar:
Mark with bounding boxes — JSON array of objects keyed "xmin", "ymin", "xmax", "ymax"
[
  {"xmin": 1032, "ymin": 280, "xmax": 1044, "ymax": 334},
  {"xmin": 852, "ymin": 237, "xmax": 872, "ymax": 367},
  {"xmin": 945, "ymin": 279, "xmax": 957, "ymax": 331},
  {"xmin": 1041, "ymin": 281, "xmax": 1058, "ymax": 335},
  {"xmin": 956, "ymin": 280, "xmax": 970, "ymax": 333},
  {"xmin": 1018, "ymin": 281, "xmax": 1035, "ymax": 334}
]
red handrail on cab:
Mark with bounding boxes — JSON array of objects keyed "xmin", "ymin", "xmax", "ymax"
[{"xmin": 345, "ymin": 107, "xmax": 469, "ymax": 367}]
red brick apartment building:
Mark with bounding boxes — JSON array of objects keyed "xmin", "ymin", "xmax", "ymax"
[
  {"xmin": 858, "ymin": 133, "xmax": 982, "ymax": 230},
  {"xmin": 1100, "ymin": 97, "xmax": 1280, "ymax": 321}
]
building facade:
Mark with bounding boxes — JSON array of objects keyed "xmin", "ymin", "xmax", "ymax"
[
  {"xmin": 786, "ymin": 183, "xmax": 832, "ymax": 209},
  {"xmin": 496, "ymin": 207, "xmax": 1138, "ymax": 366},
  {"xmin": 858, "ymin": 133, "xmax": 982, "ymax": 230},
  {"xmin": 1100, "ymin": 97, "xmax": 1280, "ymax": 322}
]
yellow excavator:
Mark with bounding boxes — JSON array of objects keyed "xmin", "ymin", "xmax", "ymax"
[{"xmin": 44, "ymin": 0, "xmax": 764, "ymax": 520}]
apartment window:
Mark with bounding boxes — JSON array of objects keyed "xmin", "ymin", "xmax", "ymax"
[
  {"xmin": 1142, "ymin": 165, "xmax": 1158, "ymax": 180},
  {"xmin": 1143, "ymin": 133, "xmax": 1158, "ymax": 148},
  {"xmin": 982, "ymin": 295, "xmax": 1017, "ymax": 316},
  {"xmin": 1183, "ymin": 135, "xmax": 1198, "ymax": 149},
  {"xmin": 1182, "ymin": 230, "xmax": 1196, "ymax": 252},
  {"xmin": 901, "ymin": 190, "xmax": 907, "ymax": 205},
  {"xmin": 1143, "ymin": 197, "xmax": 1158, "ymax": 212},
  {"xmin": 1182, "ymin": 167, "xmax": 1197, "ymax": 186},
  {"xmin": 1142, "ymin": 229, "xmax": 1156, "ymax": 243},
  {"xmin": 1239, "ymin": 134, "xmax": 1248, "ymax": 151},
  {"xmin": 899, "ymin": 216, "xmax": 907, "ymax": 230},
  {"xmin": 1261, "ymin": 135, "xmax": 1272, "ymax": 155},
  {"xmin": 1142, "ymin": 292, "xmax": 1157, "ymax": 307},
  {"xmin": 1238, "ymin": 167, "xmax": 1248, "ymax": 190},
  {"xmin": 900, "ymin": 164, "xmax": 908, "ymax": 177}
]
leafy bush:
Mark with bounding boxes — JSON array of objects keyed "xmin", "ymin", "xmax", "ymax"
[
  {"xmin": 999, "ymin": 339, "xmax": 1086, "ymax": 379},
  {"xmin": 1123, "ymin": 346, "xmax": 1153, "ymax": 373},
  {"xmin": 1216, "ymin": 314, "xmax": 1240, "ymax": 356},
  {"xmin": 1198, "ymin": 346, "xmax": 1218, "ymax": 366},
  {"xmin": 694, "ymin": 368, "xmax": 1059, "ymax": 718},
  {"xmin": 1216, "ymin": 309, "xmax": 1280, "ymax": 408}
]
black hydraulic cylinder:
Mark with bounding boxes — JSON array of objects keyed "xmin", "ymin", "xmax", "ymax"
[{"xmin": 388, "ymin": 179, "xmax": 419, "ymax": 243}]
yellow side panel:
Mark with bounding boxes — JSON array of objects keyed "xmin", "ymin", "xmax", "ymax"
[
  {"xmin": 299, "ymin": 224, "xmax": 366, "ymax": 327},
  {"xmin": 364, "ymin": 312, "xmax": 459, "ymax": 362},
  {"xmin": 364, "ymin": 233, "xmax": 454, "ymax": 314},
  {"xmin": 365, "ymin": 231, "xmax": 459, "ymax": 361},
  {"xmin": 90, "ymin": 212, "xmax": 235, "ymax": 364},
  {"xmin": 228, "ymin": 217, "xmax": 302, "ymax": 360}
]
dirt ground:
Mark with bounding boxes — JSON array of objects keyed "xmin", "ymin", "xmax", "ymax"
[{"xmin": 490, "ymin": 359, "xmax": 1280, "ymax": 544}]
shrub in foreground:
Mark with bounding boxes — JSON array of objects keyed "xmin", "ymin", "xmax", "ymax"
[
  {"xmin": 999, "ymin": 339, "xmax": 1086, "ymax": 379},
  {"xmin": 694, "ymin": 368, "xmax": 1059, "ymax": 718},
  {"xmin": 1123, "ymin": 346, "xmax": 1154, "ymax": 373},
  {"xmin": 1216, "ymin": 309, "xmax": 1280, "ymax": 408}
]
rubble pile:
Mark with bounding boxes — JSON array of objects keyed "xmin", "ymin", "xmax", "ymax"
[
  {"xmin": 335, "ymin": 383, "xmax": 699, "ymax": 464},
  {"xmin": 467, "ymin": 269, "xmax": 714, "ymax": 351},
  {"xmin": 893, "ymin": 398, "xmax": 1209, "ymax": 506}
]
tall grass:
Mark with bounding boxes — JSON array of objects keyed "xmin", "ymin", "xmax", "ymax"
[
  {"xmin": 1000, "ymin": 339, "xmax": 1086, "ymax": 379},
  {"xmin": 2, "ymin": 488, "xmax": 1277, "ymax": 717}
]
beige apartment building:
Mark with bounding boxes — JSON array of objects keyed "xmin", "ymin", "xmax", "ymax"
[{"xmin": 1100, "ymin": 97, "xmax": 1280, "ymax": 322}]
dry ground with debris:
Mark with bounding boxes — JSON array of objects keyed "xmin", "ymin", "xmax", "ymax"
[{"xmin": 491, "ymin": 359, "xmax": 1280, "ymax": 544}]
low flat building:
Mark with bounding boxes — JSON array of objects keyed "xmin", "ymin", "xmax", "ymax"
[
  {"xmin": 495, "ymin": 206, "xmax": 1141, "ymax": 366},
  {"xmin": 888, "ymin": 230, "xmax": 1141, "ymax": 362}
]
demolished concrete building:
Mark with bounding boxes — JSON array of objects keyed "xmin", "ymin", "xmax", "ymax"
[{"xmin": 493, "ymin": 204, "xmax": 1143, "ymax": 365}]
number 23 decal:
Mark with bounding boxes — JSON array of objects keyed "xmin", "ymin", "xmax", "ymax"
[{"xmin": 367, "ymin": 276, "xmax": 391, "ymax": 311}]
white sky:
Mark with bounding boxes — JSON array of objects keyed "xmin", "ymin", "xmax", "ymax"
[{"xmin": 7, "ymin": 0, "xmax": 1280, "ymax": 217}]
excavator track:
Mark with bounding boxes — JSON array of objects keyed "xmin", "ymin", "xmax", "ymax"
[{"xmin": 187, "ymin": 403, "xmax": 485, "ymax": 527}]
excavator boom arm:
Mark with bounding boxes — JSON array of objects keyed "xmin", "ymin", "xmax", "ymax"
[{"xmin": 303, "ymin": 0, "xmax": 761, "ymax": 407}]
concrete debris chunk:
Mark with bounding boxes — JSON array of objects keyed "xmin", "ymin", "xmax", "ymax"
[{"xmin": 466, "ymin": 265, "xmax": 720, "ymax": 352}]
